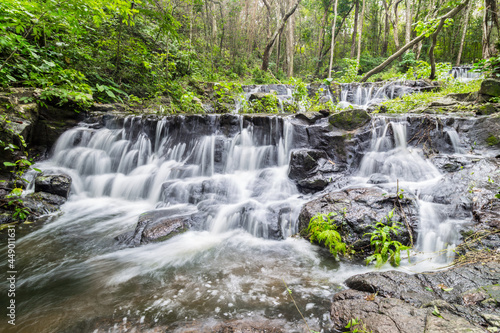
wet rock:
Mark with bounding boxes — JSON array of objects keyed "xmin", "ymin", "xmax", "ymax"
[
  {"xmin": 116, "ymin": 208, "xmax": 191, "ymax": 245},
  {"xmin": 476, "ymin": 103, "xmax": 499, "ymax": 115},
  {"xmin": 331, "ymin": 262, "xmax": 500, "ymax": 332},
  {"xmin": 298, "ymin": 187, "xmax": 417, "ymax": 250},
  {"xmin": 294, "ymin": 110, "xmax": 329, "ymax": 124},
  {"xmin": 288, "ymin": 149, "xmax": 346, "ymax": 193},
  {"xmin": 329, "ymin": 109, "xmax": 371, "ymax": 131},
  {"xmin": 368, "ymin": 173, "xmax": 390, "ymax": 184},
  {"xmin": 35, "ymin": 174, "xmax": 72, "ymax": 198},
  {"xmin": 23, "ymin": 191, "xmax": 67, "ymax": 215},
  {"xmin": 480, "ymin": 78, "xmax": 500, "ymax": 98}
]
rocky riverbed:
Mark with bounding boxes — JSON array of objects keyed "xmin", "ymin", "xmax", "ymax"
[{"xmin": 0, "ymin": 80, "xmax": 499, "ymax": 332}]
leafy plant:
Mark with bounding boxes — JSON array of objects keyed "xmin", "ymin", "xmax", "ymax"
[
  {"xmin": 307, "ymin": 212, "xmax": 351, "ymax": 260},
  {"xmin": 344, "ymin": 318, "xmax": 372, "ymax": 333},
  {"xmin": 364, "ymin": 209, "xmax": 411, "ymax": 268},
  {"xmin": 472, "ymin": 55, "xmax": 500, "ymax": 78}
]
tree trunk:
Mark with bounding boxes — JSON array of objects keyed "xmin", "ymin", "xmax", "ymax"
[
  {"xmin": 455, "ymin": 0, "xmax": 471, "ymax": 66},
  {"xmin": 405, "ymin": 0, "xmax": 412, "ymax": 45},
  {"xmin": 361, "ymin": 0, "xmax": 469, "ymax": 82},
  {"xmin": 392, "ymin": 0, "xmax": 403, "ymax": 51},
  {"xmin": 286, "ymin": 0, "xmax": 296, "ymax": 77},
  {"xmin": 356, "ymin": 0, "xmax": 366, "ymax": 66},
  {"xmin": 261, "ymin": 0, "xmax": 302, "ymax": 71},
  {"xmin": 328, "ymin": 0, "xmax": 339, "ymax": 78},
  {"xmin": 382, "ymin": 0, "xmax": 392, "ymax": 56},
  {"xmin": 350, "ymin": 0, "xmax": 360, "ymax": 57},
  {"xmin": 317, "ymin": 1, "xmax": 332, "ymax": 62},
  {"xmin": 315, "ymin": 4, "xmax": 354, "ymax": 76}
]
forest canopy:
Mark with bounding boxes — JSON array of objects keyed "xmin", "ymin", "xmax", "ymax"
[{"xmin": 0, "ymin": 0, "xmax": 498, "ymax": 106}]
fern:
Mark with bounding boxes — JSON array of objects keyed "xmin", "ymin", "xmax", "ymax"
[
  {"xmin": 364, "ymin": 209, "xmax": 411, "ymax": 268},
  {"xmin": 307, "ymin": 212, "xmax": 350, "ymax": 259}
]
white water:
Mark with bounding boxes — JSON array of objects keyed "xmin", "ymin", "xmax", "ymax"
[
  {"xmin": 355, "ymin": 117, "xmax": 466, "ymax": 267},
  {"xmin": 1, "ymin": 114, "xmax": 473, "ymax": 332},
  {"xmin": 339, "ymin": 82, "xmax": 413, "ymax": 108},
  {"xmin": 449, "ymin": 66, "xmax": 482, "ymax": 82}
]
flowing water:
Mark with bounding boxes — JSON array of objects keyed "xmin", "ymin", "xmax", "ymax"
[{"xmin": 0, "ymin": 114, "xmax": 474, "ymax": 332}]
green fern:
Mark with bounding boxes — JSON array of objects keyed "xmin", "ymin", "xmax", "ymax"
[
  {"xmin": 307, "ymin": 212, "xmax": 349, "ymax": 259},
  {"xmin": 364, "ymin": 209, "xmax": 411, "ymax": 268}
]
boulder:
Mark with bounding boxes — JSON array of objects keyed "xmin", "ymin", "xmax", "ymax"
[
  {"xmin": 35, "ymin": 174, "xmax": 72, "ymax": 198},
  {"xmin": 298, "ymin": 187, "xmax": 417, "ymax": 251},
  {"xmin": 330, "ymin": 262, "xmax": 500, "ymax": 332},
  {"xmin": 479, "ymin": 78, "xmax": 500, "ymax": 98},
  {"xmin": 329, "ymin": 109, "xmax": 371, "ymax": 131},
  {"xmin": 116, "ymin": 208, "xmax": 191, "ymax": 245},
  {"xmin": 288, "ymin": 149, "xmax": 347, "ymax": 193},
  {"xmin": 294, "ymin": 110, "xmax": 330, "ymax": 124}
]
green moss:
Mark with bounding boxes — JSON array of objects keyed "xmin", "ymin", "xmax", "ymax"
[{"xmin": 486, "ymin": 135, "xmax": 500, "ymax": 146}]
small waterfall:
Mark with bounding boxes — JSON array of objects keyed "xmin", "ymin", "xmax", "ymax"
[
  {"xmin": 449, "ymin": 66, "xmax": 481, "ymax": 81},
  {"xmin": 46, "ymin": 115, "xmax": 303, "ymax": 239},
  {"xmin": 339, "ymin": 81, "xmax": 414, "ymax": 108},
  {"xmin": 445, "ymin": 128, "xmax": 465, "ymax": 154},
  {"xmin": 357, "ymin": 117, "xmax": 464, "ymax": 264}
]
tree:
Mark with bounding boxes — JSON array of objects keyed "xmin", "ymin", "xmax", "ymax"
[
  {"xmin": 456, "ymin": 0, "xmax": 472, "ymax": 66},
  {"xmin": 261, "ymin": 0, "xmax": 302, "ymax": 72},
  {"xmin": 360, "ymin": 0, "xmax": 470, "ymax": 82},
  {"xmin": 328, "ymin": 0, "xmax": 339, "ymax": 78}
]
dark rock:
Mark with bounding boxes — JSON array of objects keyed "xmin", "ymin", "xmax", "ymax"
[
  {"xmin": 35, "ymin": 174, "xmax": 72, "ymax": 198},
  {"xmin": 329, "ymin": 109, "xmax": 371, "ymax": 131},
  {"xmin": 248, "ymin": 92, "xmax": 273, "ymax": 101},
  {"xmin": 116, "ymin": 208, "xmax": 191, "ymax": 245},
  {"xmin": 288, "ymin": 149, "xmax": 346, "ymax": 193},
  {"xmin": 298, "ymin": 187, "xmax": 417, "ymax": 250},
  {"xmin": 23, "ymin": 191, "xmax": 67, "ymax": 215},
  {"xmin": 479, "ymin": 78, "xmax": 500, "ymax": 97},
  {"xmin": 331, "ymin": 262, "xmax": 500, "ymax": 332},
  {"xmin": 447, "ymin": 92, "xmax": 474, "ymax": 102},
  {"xmin": 476, "ymin": 103, "xmax": 499, "ymax": 115},
  {"xmin": 368, "ymin": 173, "xmax": 390, "ymax": 184},
  {"xmin": 294, "ymin": 110, "xmax": 329, "ymax": 124}
]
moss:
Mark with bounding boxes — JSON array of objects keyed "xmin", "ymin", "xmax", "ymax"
[
  {"xmin": 486, "ymin": 135, "xmax": 500, "ymax": 146},
  {"xmin": 329, "ymin": 109, "xmax": 370, "ymax": 130}
]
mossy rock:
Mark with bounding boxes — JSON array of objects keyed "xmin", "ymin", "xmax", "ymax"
[
  {"xmin": 328, "ymin": 109, "xmax": 371, "ymax": 131},
  {"xmin": 486, "ymin": 134, "xmax": 500, "ymax": 146},
  {"xmin": 476, "ymin": 103, "xmax": 499, "ymax": 116},
  {"xmin": 479, "ymin": 78, "xmax": 500, "ymax": 98}
]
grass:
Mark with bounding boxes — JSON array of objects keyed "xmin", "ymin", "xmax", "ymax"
[{"xmin": 377, "ymin": 79, "xmax": 482, "ymax": 114}]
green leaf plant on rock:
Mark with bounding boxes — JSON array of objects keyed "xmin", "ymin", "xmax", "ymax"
[
  {"xmin": 306, "ymin": 211, "xmax": 353, "ymax": 260},
  {"xmin": 364, "ymin": 209, "xmax": 411, "ymax": 268}
]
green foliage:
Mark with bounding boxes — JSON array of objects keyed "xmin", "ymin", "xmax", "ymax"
[
  {"xmin": 307, "ymin": 212, "xmax": 351, "ymax": 260},
  {"xmin": 344, "ymin": 318, "xmax": 372, "ymax": 333},
  {"xmin": 397, "ymin": 51, "xmax": 417, "ymax": 73},
  {"xmin": 402, "ymin": 60, "xmax": 452, "ymax": 81},
  {"xmin": 336, "ymin": 58, "xmax": 361, "ymax": 83},
  {"xmin": 364, "ymin": 209, "xmax": 411, "ymax": 268},
  {"xmin": 377, "ymin": 79, "xmax": 481, "ymax": 113},
  {"xmin": 179, "ymin": 91, "xmax": 204, "ymax": 113},
  {"xmin": 249, "ymin": 94, "xmax": 279, "ymax": 114},
  {"xmin": 473, "ymin": 56, "xmax": 500, "ymax": 79}
]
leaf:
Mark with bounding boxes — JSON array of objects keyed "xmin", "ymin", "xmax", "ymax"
[
  {"xmin": 432, "ymin": 305, "xmax": 443, "ymax": 318},
  {"xmin": 425, "ymin": 287, "xmax": 434, "ymax": 292},
  {"xmin": 3, "ymin": 162, "xmax": 16, "ymax": 167}
]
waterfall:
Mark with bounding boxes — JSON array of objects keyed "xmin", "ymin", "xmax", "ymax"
[
  {"xmin": 46, "ymin": 114, "xmax": 303, "ymax": 239},
  {"xmin": 356, "ymin": 117, "xmax": 464, "ymax": 264},
  {"xmin": 449, "ymin": 66, "xmax": 481, "ymax": 81}
]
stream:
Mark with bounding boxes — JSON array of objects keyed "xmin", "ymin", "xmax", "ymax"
[{"xmin": 0, "ymin": 103, "xmax": 490, "ymax": 332}]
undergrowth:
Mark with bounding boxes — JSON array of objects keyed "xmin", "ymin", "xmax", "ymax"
[{"xmin": 377, "ymin": 79, "xmax": 482, "ymax": 114}]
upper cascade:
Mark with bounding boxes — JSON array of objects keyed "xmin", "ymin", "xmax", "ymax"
[{"xmin": 46, "ymin": 114, "xmax": 304, "ymax": 240}]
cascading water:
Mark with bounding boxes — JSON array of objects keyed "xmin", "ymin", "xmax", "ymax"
[
  {"xmin": 449, "ymin": 66, "xmax": 482, "ymax": 81},
  {"xmin": 3, "ymin": 114, "xmax": 353, "ymax": 333},
  {"xmin": 356, "ymin": 116, "xmax": 466, "ymax": 264},
  {"xmin": 339, "ymin": 82, "xmax": 414, "ymax": 108}
]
